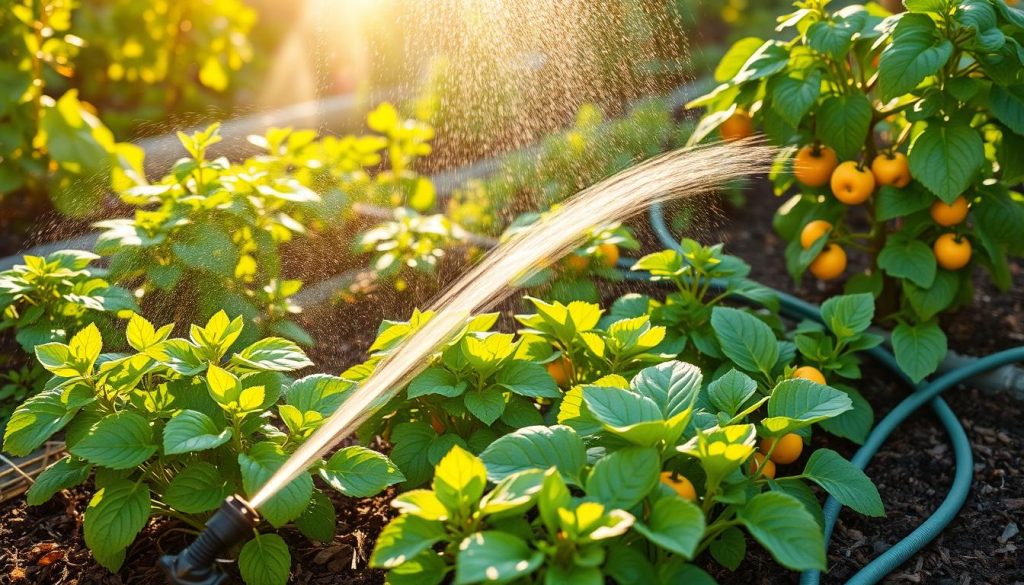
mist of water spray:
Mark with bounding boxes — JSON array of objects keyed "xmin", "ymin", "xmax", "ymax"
[{"xmin": 250, "ymin": 139, "xmax": 774, "ymax": 507}]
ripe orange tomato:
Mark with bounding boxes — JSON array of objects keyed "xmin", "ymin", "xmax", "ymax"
[
  {"xmin": 659, "ymin": 471, "xmax": 697, "ymax": 501},
  {"xmin": 933, "ymin": 233, "xmax": 972, "ymax": 270},
  {"xmin": 598, "ymin": 243, "xmax": 620, "ymax": 268},
  {"xmin": 720, "ymin": 111, "xmax": 755, "ymax": 141},
  {"xmin": 749, "ymin": 453, "xmax": 776, "ymax": 479},
  {"xmin": 800, "ymin": 220, "xmax": 833, "ymax": 250},
  {"xmin": 546, "ymin": 357, "xmax": 574, "ymax": 387},
  {"xmin": 930, "ymin": 197, "xmax": 969, "ymax": 227},
  {"xmin": 831, "ymin": 161, "xmax": 876, "ymax": 204},
  {"xmin": 760, "ymin": 433, "xmax": 804, "ymax": 465},
  {"xmin": 809, "ymin": 244, "xmax": 847, "ymax": 281},
  {"xmin": 793, "ymin": 365, "xmax": 826, "ymax": 385},
  {"xmin": 871, "ymin": 152, "xmax": 911, "ymax": 188},
  {"xmin": 794, "ymin": 145, "xmax": 839, "ymax": 188},
  {"xmin": 565, "ymin": 254, "xmax": 590, "ymax": 274}
]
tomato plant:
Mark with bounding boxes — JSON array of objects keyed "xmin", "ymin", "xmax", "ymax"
[
  {"xmin": 356, "ymin": 208, "xmax": 464, "ymax": 291},
  {"xmin": 2, "ymin": 311, "xmax": 402, "ymax": 584},
  {"xmin": 689, "ymin": 0, "xmax": 1024, "ymax": 381}
]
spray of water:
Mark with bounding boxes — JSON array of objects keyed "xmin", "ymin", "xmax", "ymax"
[{"xmin": 250, "ymin": 139, "xmax": 774, "ymax": 506}]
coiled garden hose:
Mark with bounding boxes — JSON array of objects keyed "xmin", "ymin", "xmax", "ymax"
[{"xmin": 627, "ymin": 201, "xmax": 1024, "ymax": 584}]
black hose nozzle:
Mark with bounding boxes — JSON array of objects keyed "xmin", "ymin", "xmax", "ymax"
[{"xmin": 160, "ymin": 495, "xmax": 260, "ymax": 585}]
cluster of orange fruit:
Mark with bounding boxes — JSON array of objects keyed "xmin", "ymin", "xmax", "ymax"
[
  {"xmin": 793, "ymin": 143, "xmax": 972, "ymax": 280},
  {"xmin": 720, "ymin": 112, "xmax": 972, "ymax": 282},
  {"xmin": 564, "ymin": 243, "xmax": 620, "ymax": 274}
]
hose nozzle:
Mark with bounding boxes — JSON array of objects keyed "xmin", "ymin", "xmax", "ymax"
[{"xmin": 160, "ymin": 495, "xmax": 259, "ymax": 585}]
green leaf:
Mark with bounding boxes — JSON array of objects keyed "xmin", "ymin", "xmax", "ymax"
[
  {"xmin": 495, "ymin": 361, "xmax": 560, "ymax": 398},
  {"xmin": 171, "ymin": 223, "xmax": 239, "ymax": 277},
  {"xmin": 319, "ymin": 445, "xmax": 404, "ymax": 498},
  {"xmin": 389, "ymin": 422, "xmax": 439, "ymax": 488},
  {"xmin": 585, "ymin": 447, "xmax": 660, "ymax": 510},
  {"xmin": 708, "ymin": 369, "xmax": 758, "ymax": 416},
  {"xmin": 3, "ymin": 388, "xmax": 81, "ymax": 456},
  {"xmin": 877, "ymin": 237, "xmax": 937, "ymax": 288},
  {"xmin": 164, "ymin": 462, "xmax": 232, "ymax": 514},
  {"xmin": 710, "ymin": 527, "xmax": 746, "ymax": 571},
  {"xmin": 807, "ymin": 10, "xmax": 866, "ymax": 58},
  {"xmin": 454, "ymin": 531, "xmax": 543, "ymax": 585},
  {"xmin": 762, "ymin": 379, "xmax": 853, "ymax": 434},
  {"xmin": 26, "ymin": 456, "xmax": 92, "ymax": 505},
  {"xmin": 431, "ymin": 445, "xmax": 487, "ymax": 518},
  {"xmin": 878, "ymin": 14, "xmax": 953, "ymax": 100},
  {"xmin": 464, "ymin": 389, "xmax": 506, "ymax": 425},
  {"xmin": 605, "ymin": 545, "xmax": 657, "ymax": 585},
  {"xmin": 70, "ymin": 412, "xmax": 157, "ymax": 469},
  {"xmin": 239, "ymin": 442, "xmax": 314, "ymax": 527},
  {"xmin": 711, "ymin": 307, "xmax": 779, "ymax": 376},
  {"xmin": 803, "ymin": 449, "xmax": 884, "ymax": 516},
  {"xmin": 820, "ymin": 293, "xmax": 875, "ymax": 337},
  {"xmin": 480, "ymin": 425, "xmax": 586, "ymax": 485},
  {"xmin": 583, "ymin": 386, "xmax": 667, "ymax": 446},
  {"xmin": 286, "ymin": 374, "xmax": 353, "ymax": 416},
  {"xmin": 83, "ymin": 480, "xmax": 151, "ymax": 571},
  {"xmin": 295, "ymin": 491, "xmax": 337, "ymax": 543},
  {"xmin": 908, "ymin": 121, "xmax": 985, "ymax": 203},
  {"xmin": 408, "ymin": 367, "xmax": 466, "ymax": 399},
  {"xmin": 629, "ymin": 361, "xmax": 702, "ymax": 418},
  {"xmin": 633, "ymin": 497, "xmax": 705, "ymax": 559},
  {"xmin": 478, "ymin": 469, "xmax": 545, "ymax": 518},
  {"xmin": 714, "ymin": 37, "xmax": 766, "ymax": 82},
  {"xmin": 232, "ymin": 337, "xmax": 313, "ymax": 372},
  {"xmin": 818, "ymin": 386, "xmax": 874, "ymax": 444},
  {"xmin": 816, "ymin": 93, "xmax": 873, "ymax": 161},
  {"xmin": 904, "ymin": 270, "xmax": 959, "ymax": 320},
  {"xmin": 770, "ymin": 70, "xmax": 822, "ymax": 127},
  {"xmin": 384, "ymin": 552, "xmax": 447, "ymax": 585},
  {"xmin": 35, "ymin": 342, "xmax": 79, "ymax": 378},
  {"xmin": 990, "ymin": 85, "xmax": 1024, "ymax": 135},
  {"xmin": 876, "ymin": 184, "xmax": 934, "ymax": 221},
  {"xmin": 162, "ymin": 410, "xmax": 232, "ymax": 455},
  {"xmin": 892, "ymin": 320, "xmax": 947, "ymax": 383},
  {"xmin": 737, "ymin": 491, "xmax": 826, "ymax": 571},
  {"xmin": 239, "ymin": 532, "xmax": 291, "ymax": 585},
  {"xmin": 370, "ymin": 515, "xmax": 446, "ymax": 568},
  {"xmin": 126, "ymin": 314, "xmax": 172, "ymax": 352}
]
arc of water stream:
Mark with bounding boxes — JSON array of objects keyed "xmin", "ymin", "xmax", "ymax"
[{"xmin": 251, "ymin": 140, "xmax": 775, "ymax": 506}]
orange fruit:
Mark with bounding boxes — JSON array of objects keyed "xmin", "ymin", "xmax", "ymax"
[
  {"xmin": 546, "ymin": 357, "xmax": 574, "ymax": 387},
  {"xmin": 565, "ymin": 254, "xmax": 590, "ymax": 274},
  {"xmin": 930, "ymin": 197, "xmax": 969, "ymax": 227},
  {"xmin": 659, "ymin": 471, "xmax": 697, "ymax": 502},
  {"xmin": 749, "ymin": 453, "xmax": 776, "ymax": 479},
  {"xmin": 871, "ymin": 152, "xmax": 911, "ymax": 188},
  {"xmin": 831, "ymin": 161, "xmax": 876, "ymax": 204},
  {"xmin": 809, "ymin": 244, "xmax": 847, "ymax": 281},
  {"xmin": 760, "ymin": 433, "xmax": 804, "ymax": 465},
  {"xmin": 793, "ymin": 365, "xmax": 826, "ymax": 385},
  {"xmin": 933, "ymin": 233, "xmax": 972, "ymax": 270},
  {"xmin": 800, "ymin": 220, "xmax": 833, "ymax": 250},
  {"xmin": 794, "ymin": 145, "xmax": 839, "ymax": 188},
  {"xmin": 598, "ymin": 243, "xmax": 620, "ymax": 268},
  {"xmin": 720, "ymin": 111, "xmax": 755, "ymax": 141}
]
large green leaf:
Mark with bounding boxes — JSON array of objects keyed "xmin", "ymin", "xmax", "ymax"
[
  {"xmin": 370, "ymin": 515, "xmax": 446, "ymax": 568},
  {"xmin": 820, "ymin": 293, "xmax": 875, "ymax": 338},
  {"xmin": 629, "ymin": 360, "xmax": 702, "ymax": 418},
  {"xmin": 479, "ymin": 425, "xmax": 586, "ymax": 485},
  {"xmin": 70, "ymin": 412, "xmax": 157, "ymax": 469},
  {"xmin": 162, "ymin": 410, "xmax": 232, "ymax": 455},
  {"xmin": 711, "ymin": 307, "xmax": 779, "ymax": 376},
  {"xmin": 770, "ymin": 70, "xmax": 822, "ymax": 127},
  {"xmin": 990, "ymin": 85, "xmax": 1024, "ymax": 135},
  {"xmin": 319, "ymin": 445, "xmax": 404, "ymax": 498},
  {"xmin": 908, "ymin": 121, "xmax": 985, "ymax": 203},
  {"xmin": 714, "ymin": 37, "xmax": 766, "ymax": 82},
  {"xmin": 892, "ymin": 320, "xmax": 947, "ymax": 383},
  {"xmin": 495, "ymin": 361, "xmax": 560, "ymax": 398},
  {"xmin": 3, "ymin": 388, "xmax": 81, "ymax": 456},
  {"xmin": 818, "ymin": 386, "xmax": 874, "ymax": 444},
  {"xmin": 816, "ymin": 93, "xmax": 873, "ymax": 161},
  {"xmin": 232, "ymin": 337, "xmax": 313, "ymax": 372},
  {"xmin": 632, "ymin": 497, "xmax": 705, "ymax": 559},
  {"xmin": 431, "ymin": 445, "xmax": 488, "ymax": 518},
  {"xmin": 875, "ymin": 183, "xmax": 934, "ymax": 221},
  {"xmin": 26, "ymin": 456, "xmax": 92, "ymax": 505},
  {"xmin": 171, "ymin": 223, "xmax": 238, "ymax": 277},
  {"xmin": 585, "ymin": 447, "xmax": 660, "ymax": 510},
  {"xmin": 762, "ymin": 379, "xmax": 852, "ymax": 434},
  {"xmin": 807, "ymin": 9, "xmax": 867, "ymax": 58},
  {"xmin": 164, "ymin": 462, "xmax": 232, "ymax": 514},
  {"xmin": 83, "ymin": 480, "xmax": 151, "ymax": 571},
  {"xmin": 707, "ymin": 369, "xmax": 758, "ymax": 416},
  {"xmin": 239, "ymin": 442, "xmax": 314, "ymax": 527},
  {"xmin": 737, "ymin": 491, "xmax": 826, "ymax": 570},
  {"xmin": 878, "ymin": 14, "xmax": 953, "ymax": 100},
  {"xmin": 803, "ymin": 449, "xmax": 884, "ymax": 516},
  {"xmin": 904, "ymin": 270, "xmax": 960, "ymax": 320},
  {"xmin": 295, "ymin": 491, "xmax": 337, "ymax": 542},
  {"xmin": 877, "ymin": 237, "xmax": 937, "ymax": 288},
  {"xmin": 454, "ymin": 531, "xmax": 543, "ymax": 585},
  {"xmin": 239, "ymin": 532, "xmax": 291, "ymax": 585}
]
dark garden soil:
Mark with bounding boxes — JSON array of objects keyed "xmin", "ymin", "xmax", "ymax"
[{"xmin": 2, "ymin": 178, "xmax": 1023, "ymax": 584}]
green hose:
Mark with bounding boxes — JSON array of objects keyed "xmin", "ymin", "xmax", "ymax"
[{"xmin": 634, "ymin": 201, "xmax": 1023, "ymax": 584}]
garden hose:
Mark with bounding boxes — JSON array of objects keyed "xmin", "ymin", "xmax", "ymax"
[{"xmin": 634, "ymin": 201, "xmax": 1024, "ymax": 584}]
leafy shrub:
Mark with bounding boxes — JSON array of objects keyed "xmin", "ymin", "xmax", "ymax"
[
  {"xmin": 689, "ymin": 0, "xmax": 1024, "ymax": 381},
  {"xmin": 0, "ymin": 250, "xmax": 134, "ymax": 425},
  {"xmin": 2, "ymin": 312, "xmax": 402, "ymax": 583},
  {"xmin": 371, "ymin": 360, "xmax": 883, "ymax": 582},
  {"xmin": 356, "ymin": 208, "xmax": 465, "ymax": 291}
]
